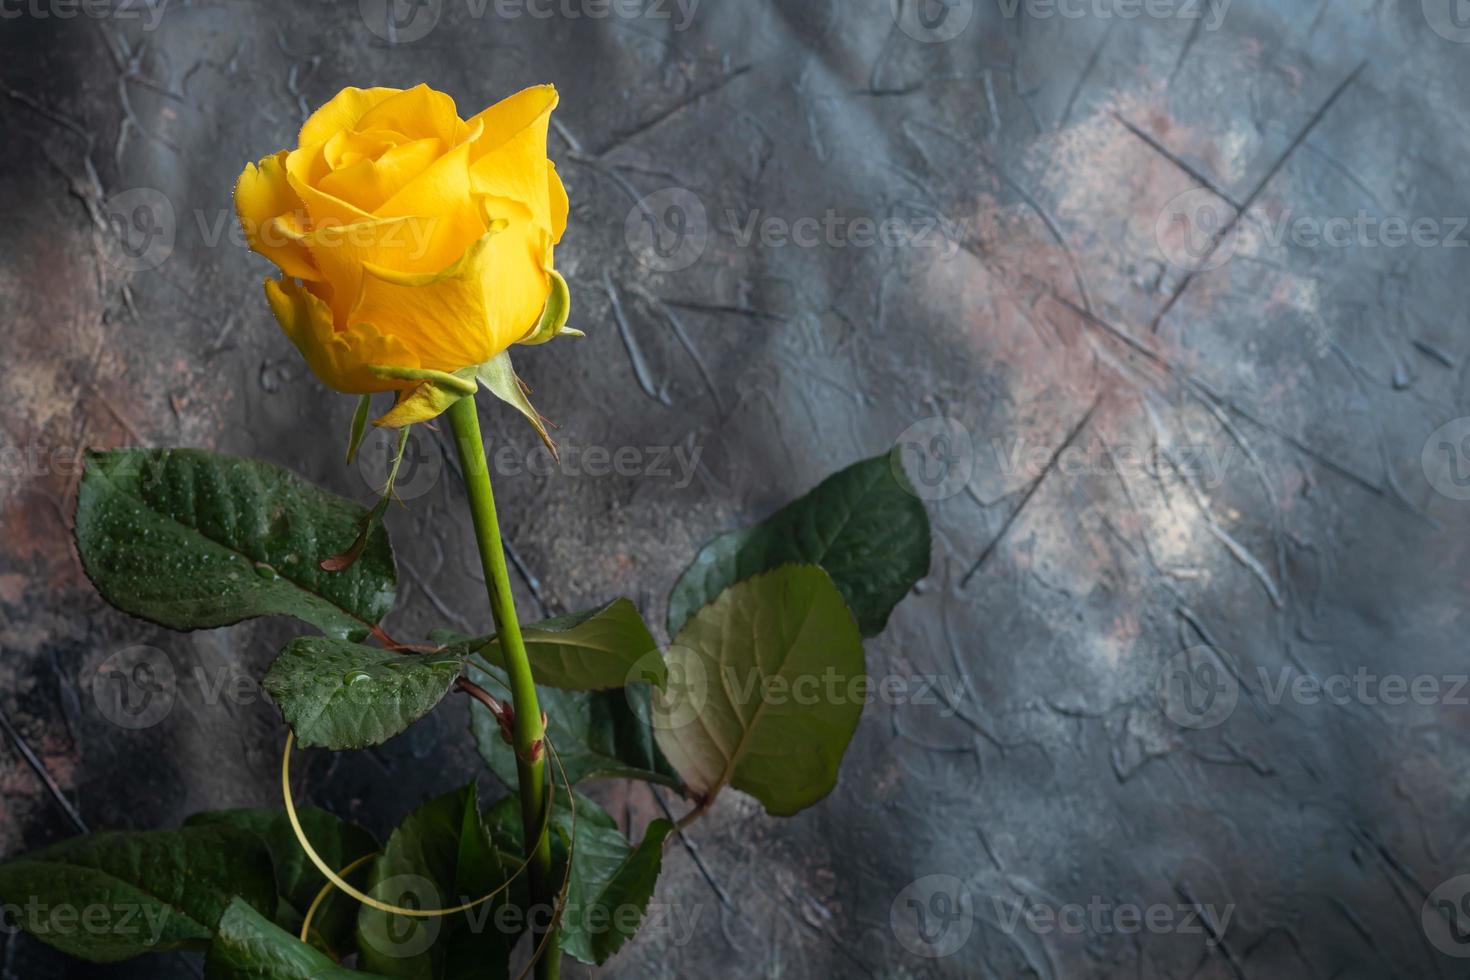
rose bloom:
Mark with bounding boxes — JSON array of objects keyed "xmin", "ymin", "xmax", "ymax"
[{"xmin": 235, "ymin": 83, "xmax": 569, "ymax": 405}]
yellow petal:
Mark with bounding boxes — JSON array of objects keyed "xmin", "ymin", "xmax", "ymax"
[
  {"xmin": 548, "ymin": 160, "xmax": 568, "ymax": 245},
  {"xmin": 467, "ymin": 85, "xmax": 558, "ymax": 236},
  {"xmin": 318, "ymin": 136, "xmax": 444, "ymax": 213},
  {"xmin": 469, "ymin": 85, "xmax": 557, "ymax": 158},
  {"xmin": 286, "ymin": 146, "xmax": 378, "ymax": 232},
  {"xmin": 263, "ymin": 277, "xmax": 417, "ymax": 394},
  {"xmin": 299, "ymin": 214, "xmax": 442, "ymax": 329},
  {"xmin": 373, "ymin": 137, "xmax": 485, "ymax": 271},
  {"xmin": 299, "ymin": 86, "xmax": 403, "ymax": 147},
  {"xmin": 235, "ymin": 153, "xmax": 320, "ymax": 280},
  {"xmin": 348, "ymin": 203, "xmax": 551, "ymax": 371},
  {"xmin": 354, "ymin": 83, "xmax": 469, "ymax": 146},
  {"xmin": 322, "ymin": 129, "xmax": 399, "ymax": 171}
]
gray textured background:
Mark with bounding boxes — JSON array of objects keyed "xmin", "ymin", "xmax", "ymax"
[{"xmin": 3, "ymin": 0, "xmax": 1470, "ymax": 976}]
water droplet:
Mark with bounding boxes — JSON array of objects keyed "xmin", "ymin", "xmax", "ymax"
[
  {"xmin": 254, "ymin": 562, "xmax": 279, "ymax": 581},
  {"xmin": 344, "ymin": 671, "xmax": 373, "ymax": 685}
]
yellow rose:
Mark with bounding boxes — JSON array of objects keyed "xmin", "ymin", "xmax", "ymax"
[{"xmin": 235, "ymin": 83, "xmax": 573, "ymax": 424}]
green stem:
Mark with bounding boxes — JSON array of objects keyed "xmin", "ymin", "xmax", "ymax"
[{"xmin": 446, "ymin": 395, "xmax": 561, "ymax": 980}]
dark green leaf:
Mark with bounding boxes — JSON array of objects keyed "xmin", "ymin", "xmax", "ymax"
[
  {"xmin": 356, "ymin": 784, "xmax": 517, "ymax": 980},
  {"xmin": 205, "ymin": 898, "xmax": 391, "ymax": 979},
  {"xmin": 75, "ymin": 449, "xmax": 396, "ymax": 639},
  {"xmin": 263, "ymin": 637, "xmax": 466, "ymax": 750},
  {"xmin": 467, "ymin": 662, "xmax": 681, "ymax": 793},
  {"xmin": 657, "ymin": 565, "xmax": 866, "ymax": 816},
  {"xmin": 667, "ymin": 454, "xmax": 930, "ymax": 637},
  {"xmin": 443, "ymin": 599, "xmax": 663, "ymax": 692},
  {"xmin": 559, "ymin": 815, "xmax": 671, "ymax": 964},
  {"xmin": 185, "ymin": 808, "xmax": 378, "ymax": 958},
  {"xmin": 0, "ymin": 825, "xmax": 275, "ymax": 963},
  {"xmin": 484, "ymin": 794, "xmax": 672, "ymax": 965}
]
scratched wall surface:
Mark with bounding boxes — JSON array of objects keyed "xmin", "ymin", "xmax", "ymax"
[{"xmin": 2, "ymin": 0, "xmax": 1469, "ymax": 977}]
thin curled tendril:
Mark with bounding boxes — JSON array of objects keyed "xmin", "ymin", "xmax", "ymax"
[{"xmin": 282, "ymin": 731, "xmax": 547, "ymax": 917}]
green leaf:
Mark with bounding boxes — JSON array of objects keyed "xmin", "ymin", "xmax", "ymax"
[
  {"xmin": 346, "ymin": 394, "xmax": 373, "ymax": 464},
  {"xmin": 356, "ymin": 784, "xmax": 517, "ymax": 980},
  {"xmin": 559, "ymin": 815, "xmax": 672, "ymax": 964},
  {"xmin": 444, "ymin": 599, "xmax": 663, "ymax": 692},
  {"xmin": 667, "ymin": 454, "xmax": 931, "ymax": 638},
  {"xmin": 0, "ymin": 825, "xmax": 275, "ymax": 963},
  {"xmin": 264, "ymin": 637, "xmax": 467, "ymax": 750},
  {"xmin": 656, "ymin": 565, "xmax": 866, "ymax": 817},
  {"xmin": 185, "ymin": 808, "xmax": 378, "ymax": 959},
  {"xmin": 75, "ymin": 449, "xmax": 397, "ymax": 640},
  {"xmin": 206, "ymin": 898, "xmax": 392, "ymax": 979},
  {"xmin": 468, "ymin": 662, "xmax": 682, "ymax": 792},
  {"xmin": 476, "ymin": 351, "xmax": 555, "ymax": 456},
  {"xmin": 484, "ymin": 794, "xmax": 672, "ymax": 965}
]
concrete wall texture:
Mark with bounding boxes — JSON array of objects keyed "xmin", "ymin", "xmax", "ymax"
[{"xmin": 2, "ymin": 0, "xmax": 1469, "ymax": 976}]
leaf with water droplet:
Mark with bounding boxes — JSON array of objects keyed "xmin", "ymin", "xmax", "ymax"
[
  {"xmin": 75, "ymin": 449, "xmax": 398, "ymax": 639},
  {"xmin": 264, "ymin": 638, "xmax": 468, "ymax": 750}
]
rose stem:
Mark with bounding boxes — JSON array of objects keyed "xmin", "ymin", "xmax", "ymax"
[{"xmin": 446, "ymin": 394, "xmax": 561, "ymax": 980}]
